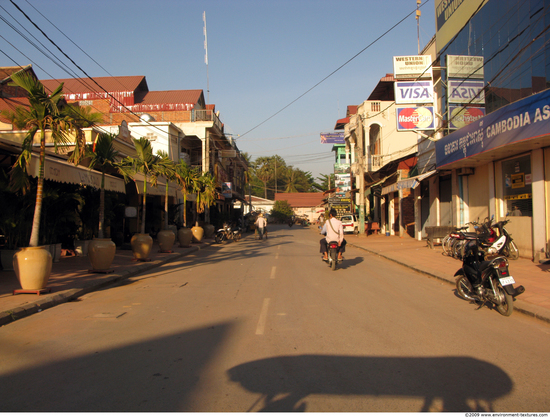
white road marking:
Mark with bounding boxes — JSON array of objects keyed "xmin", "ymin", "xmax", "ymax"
[
  {"xmin": 255, "ymin": 298, "xmax": 270, "ymax": 335},
  {"xmin": 270, "ymin": 266, "xmax": 276, "ymax": 279}
]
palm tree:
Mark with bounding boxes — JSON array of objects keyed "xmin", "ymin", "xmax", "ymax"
[
  {"xmin": 86, "ymin": 133, "xmax": 120, "ymax": 239},
  {"xmin": 194, "ymin": 172, "xmax": 217, "ymax": 225},
  {"xmin": 118, "ymin": 137, "xmax": 161, "ymax": 234},
  {"xmin": 5, "ymin": 71, "xmax": 85, "ymax": 247},
  {"xmin": 154, "ymin": 150, "xmax": 177, "ymax": 231},
  {"xmin": 174, "ymin": 160, "xmax": 199, "ymax": 227}
]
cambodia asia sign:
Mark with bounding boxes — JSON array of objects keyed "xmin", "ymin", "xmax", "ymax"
[
  {"xmin": 320, "ymin": 132, "xmax": 345, "ymax": 144},
  {"xmin": 436, "ymin": 88, "xmax": 550, "ymax": 168},
  {"xmin": 396, "ymin": 106, "xmax": 435, "ymax": 131}
]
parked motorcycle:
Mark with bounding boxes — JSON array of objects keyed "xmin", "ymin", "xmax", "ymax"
[
  {"xmin": 451, "ymin": 230, "xmax": 525, "ymax": 316},
  {"xmin": 215, "ymin": 223, "xmax": 242, "ymax": 244},
  {"xmin": 492, "ymin": 219, "xmax": 519, "ymax": 260},
  {"xmin": 323, "ymin": 241, "xmax": 342, "ymax": 271}
]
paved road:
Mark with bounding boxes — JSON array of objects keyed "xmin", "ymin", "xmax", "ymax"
[{"xmin": 1, "ymin": 225, "xmax": 549, "ymax": 412}]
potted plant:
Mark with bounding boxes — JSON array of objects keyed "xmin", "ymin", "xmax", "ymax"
[
  {"xmin": 86, "ymin": 133, "xmax": 119, "ymax": 271},
  {"xmin": 118, "ymin": 137, "xmax": 160, "ymax": 261},
  {"xmin": 3, "ymin": 71, "xmax": 86, "ymax": 290},
  {"xmin": 174, "ymin": 161, "xmax": 198, "ymax": 247},
  {"xmin": 154, "ymin": 151, "xmax": 177, "ymax": 253}
]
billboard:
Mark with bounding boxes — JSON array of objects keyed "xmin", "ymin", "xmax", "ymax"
[
  {"xmin": 395, "ymin": 81, "xmax": 434, "ymax": 104},
  {"xmin": 393, "ymin": 55, "xmax": 432, "ymax": 80},
  {"xmin": 320, "ymin": 132, "xmax": 345, "ymax": 144},
  {"xmin": 396, "ymin": 106, "xmax": 435, "ymax": 131},
  {"xmin": 448, "ymin": 79, "xmax": 485, "ymax": 104}
]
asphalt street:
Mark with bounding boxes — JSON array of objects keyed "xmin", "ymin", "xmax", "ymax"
[{"xmin": 0, "ymin": 225, "xmax": 549, "ymax": 412}]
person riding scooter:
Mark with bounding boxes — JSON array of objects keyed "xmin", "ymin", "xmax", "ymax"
[{"xmin": 320, "ymin": 209, "xmax": 346, "ymax": 261}]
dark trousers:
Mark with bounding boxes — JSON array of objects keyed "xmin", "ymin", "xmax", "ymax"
[{"xmin": 320, "ymin": 238, "xmax": 347, "ymax": 254}]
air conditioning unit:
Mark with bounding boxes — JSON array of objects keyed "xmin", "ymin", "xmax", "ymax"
[{"xmin": 457, "ymin": 167, "xmax": 475, "ymax": 176}]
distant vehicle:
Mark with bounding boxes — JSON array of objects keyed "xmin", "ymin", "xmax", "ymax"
[{"xmin": 340, "ymin": 214, "xmax": 360, "ymax": 235}]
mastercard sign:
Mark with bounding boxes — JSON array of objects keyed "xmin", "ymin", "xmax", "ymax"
[
  {"xmin": 396, "ymin": 106, "xmax": 434, "ymax": 131},
  {"xmin": 449, "ymin": 106, "xmax": 485, "ymax": 129}
]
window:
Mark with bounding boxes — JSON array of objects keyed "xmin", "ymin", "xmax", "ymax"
[
  {"xmin": 502, "ymin": 154, "xmax": 532, "ymax": 216},
  {"xmin": 371, "ymin": 102, "xmax": 381, "ymax": 112}
]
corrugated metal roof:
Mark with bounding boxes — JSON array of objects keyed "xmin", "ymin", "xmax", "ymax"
[{"xmin": 275, "ymin": 193, "xmax": 325, "ymax": 208}]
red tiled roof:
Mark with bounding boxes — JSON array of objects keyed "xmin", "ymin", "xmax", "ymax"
[
  {"xmin": 275, "ymin": 193, "xmax": 325, "ymax": 208},
  {"xmin": 140, "ymin": 90, "xmax": 203, "ymax": 106},
  {"xmin": 40, "ymin": 75, "xmax": 148, "ymax": 96},
  {"xmin": 347, "ymin": 105, "xmax": 358, "ymax": 116},
  {"xmin": 334, "ymin": 117, "xmax": 349, "ymax": 130},
  {"xmin": 0, "ymin": 65, "xmax": 33, "ymax": 82}
]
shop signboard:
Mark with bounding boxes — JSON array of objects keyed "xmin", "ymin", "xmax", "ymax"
[
  {"xmin": 395, "ymin": 81, "xmax": 434, "ymax": 104},
  {"xmin": 320, "ymin": 132, "xmax": 345, "ymax": 144},
  {"xmin": 327, "ymin": 197, "xmax": 352, "ymax": 216},
  {"xmin": 448, "ymin": 79, "xmax": 485, "ymax": 104},
  {"xmin": 396, "ymin": 106, "xmax": 435, "ymax": 131},
  {"xmin": 447, "ymin": 55, "xmax": 484, "ymax": 79},
  {"xmin": 448, "ymin": 106, "xmax": 485, "ymax": 129},
  {"xmin": 393, "ymin": 55, "xmax": 432, "ymax": 80}
]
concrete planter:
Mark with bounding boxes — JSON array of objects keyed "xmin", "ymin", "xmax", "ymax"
[
  {"xmin": 13, "ymin": 246, "xmax": 52, "ymax": 290},
  {"xmin": 74, "ymin": 239, "xmax": 91, "ymax": 256},
  {"xmin": 49, "ymin": 243, "xmax": 62, "ymax": 263},
  {"xmin": 88, "ymin": 238, "xmax": 116, "ymax": 271}
]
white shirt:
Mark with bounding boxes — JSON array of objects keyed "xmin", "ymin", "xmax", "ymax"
[
  {"xmin": 255, "ymin": 217, "xmax": 267, "ymax": 228},
  {"xmin": 321, "ymin": 217, "xmax": 344, "ymax": 244}
]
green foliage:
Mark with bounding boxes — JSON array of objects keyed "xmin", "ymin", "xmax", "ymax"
[{"xmin": 270, "ymin": 200, "xmax": 293, "ymax": 222}]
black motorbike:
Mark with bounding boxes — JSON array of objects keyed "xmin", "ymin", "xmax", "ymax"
[
  {"xmin": 324, "ymin": 241, "xmax": 342, "ymax": 271},
  {"xmin": 451, "ymin": 230, "xmax": 525, "ymax": 316},
  {"xmin": 215, "ymin": 223, "xmax": 241, "ymax": 244}
]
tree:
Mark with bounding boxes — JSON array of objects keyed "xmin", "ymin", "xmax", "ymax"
[
  {"xmin": 194, "ymin": 172, "xmax": 217, "ymax": 225},
  {"xmin": 154, "ymin": 150, "xmax": 177, "ymax": 231},
  {"xmin": 271, "ymin": 200, "xmax": 293, "ymax": 222},
  {"xmin": 254, "ymin": 156, "xmax": 273, "ymax": 199},
  {"xmin": 86, "ymin": 133, "xmax": 120, "ymax": 239},
  {"xmin": 174, "ymin": 161, "xmax": 199, "ymax": 228},
  {"xmin": 118, "ymin": 137, "xmax": 161, "ymax": 235},
  {"xmin": 4, "ymin": 71, "xmax": 86, "ymax": 247}
]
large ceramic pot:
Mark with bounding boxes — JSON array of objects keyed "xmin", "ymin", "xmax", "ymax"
[
  {"xmin": 13, "ymin": 246, "xmax": 52, "ymax": 290},
  {"xmin": 131, "ymin": 233, "xmax": 153, "ymax": 260},
  {"xmin": 191, "ymin": 225, "xmax": 204, "ymax": 243},
  {"xmin": 157, "ymin": 229, "xmax": 176, "ymax": 252},
  {"xmin": 88, "ymin": 238, "xmax": 116, "ymax": 271},
  {"xmin": 178, "ymin": 228, "xmax": 193, "ymax": 247},
  {"xmin": 204, "ymin": 224, "xmax": 215, "ymax": 238}
]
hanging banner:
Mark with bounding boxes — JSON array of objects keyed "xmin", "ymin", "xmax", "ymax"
[
  {"xmin": 448, "ymin": 79, "xmax": 485, "ymax": 104},
  {"xmin": 393, "ymin": 55, "xmax": 432, "ymax": 80},
  {"xmin": 396, "ymin": 106, "xmax": 435, "ymax": 131},
  {"xmin": 395, "ymin": 81, "xmax": 434, "ymax": 104}
]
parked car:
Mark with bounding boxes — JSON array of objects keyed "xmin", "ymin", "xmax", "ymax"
[{"xmin": 340, "ymin": 214, "xmax": 360, "ymax": 235}]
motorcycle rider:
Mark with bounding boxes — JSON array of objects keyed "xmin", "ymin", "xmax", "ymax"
[{"xmin": 320, "ymin": 208, "xmax": 346, "ymax": 261}]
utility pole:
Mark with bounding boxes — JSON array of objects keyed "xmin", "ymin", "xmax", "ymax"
[{"xmin": 416, "ymin": 0, "xmax": 421, "ymax": 54}]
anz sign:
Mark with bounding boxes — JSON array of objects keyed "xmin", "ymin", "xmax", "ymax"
[{"xmin": 394, "ymin": 81, "xmax": 434, "ymax": 105}]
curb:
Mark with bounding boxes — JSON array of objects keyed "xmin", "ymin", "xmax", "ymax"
[
  {"xmin": 0, "ymin": 242, "xmax": 212, "ymax": 327},
  {"xmin": 347, "ymin": 242, "xmax": 550, "ymax": 324}
]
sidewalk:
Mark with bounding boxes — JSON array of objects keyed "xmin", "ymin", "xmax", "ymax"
[
  {"xmin": 0, "ymin": 238, "xmax": 215, "ymax": 326},
  {"xmin": 341, "ymin": 232, "xmax": 550, "ymax": 323}
]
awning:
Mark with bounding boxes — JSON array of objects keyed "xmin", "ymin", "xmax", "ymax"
[
  {"xmin": 381, "ymin": 170, "xmax": 436, "ymax": 195},
  {"xmin": 396, "ymin": 170, "xmax": 437, "ymax": 190},
  {"xmin": 132, "ymin": 173, "xmax": 178, "ymax": 197},
  {"xmin": 28, "ymin": 153, "xmax": 126, "ymax": 193}
]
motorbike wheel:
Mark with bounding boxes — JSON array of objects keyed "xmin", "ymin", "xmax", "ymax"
[
  {"xmin": 215, "ymin": 232, "xmax": 224, "ymax": 244},
  {"xmin": 234, "ymin": 232, "xmax": 241, "ymax": 242},
  {"xmin": 503, "ymin": 241, "xmax": 519, "ymax": 260},
  {"xmin": 456, "ymin": 275, "xmax": 476, "ymax": 302},
  {"xmin": 329, "ymin": 249, "xmax": 338, "ymax": 271},
  {"xmin": 452, "ymin": 240, "xmax": 464, "ymax": 260},
  {"xmin": 493, "ymin": 279, "xmax": 514, "ymax": 316}
]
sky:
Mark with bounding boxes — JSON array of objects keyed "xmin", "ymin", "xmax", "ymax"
[{"xmin": 0, "ymin": 0, "xmax": 436, "ymax": 179}]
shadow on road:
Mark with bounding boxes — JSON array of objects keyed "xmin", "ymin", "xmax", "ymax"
[
  {"xmin": 227, "ymin": 354, "xmax": 513, "ymax": 412},
  {"xmin": 0, "ymin": 321, "xmax": 235, "ymax": 411}
]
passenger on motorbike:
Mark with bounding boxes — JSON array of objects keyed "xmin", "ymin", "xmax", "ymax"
[{"xmin": 320, "ymin": 208, "xmax": 346, "ymax": 261}]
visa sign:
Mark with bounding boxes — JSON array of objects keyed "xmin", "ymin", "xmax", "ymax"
[
  {"xmin": 395, "ymin": 81, "xmax": 434, "ymax": 104},
  {"xmin": 448, "ymin": 80, "xmax": 485, "ymax": 104}
]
